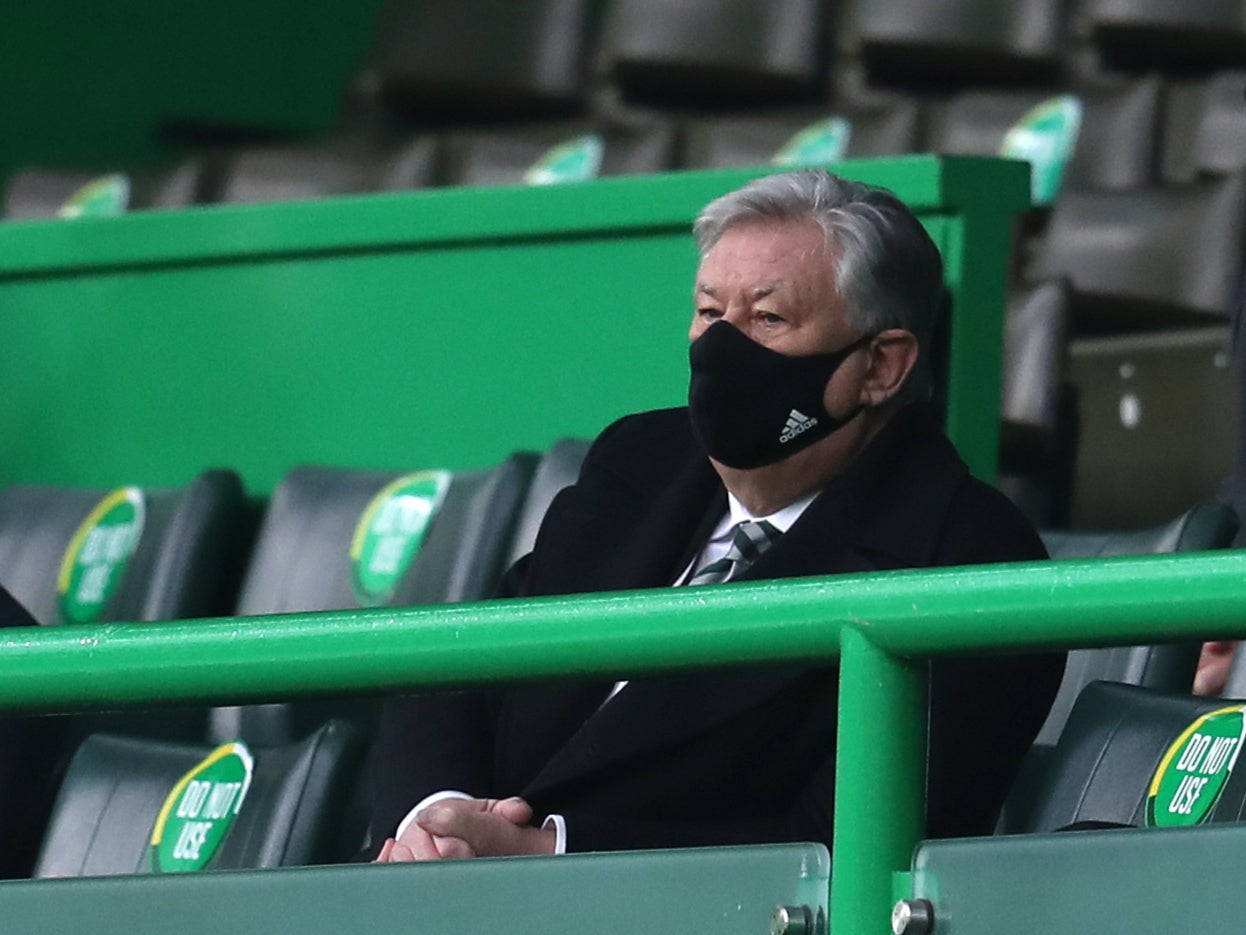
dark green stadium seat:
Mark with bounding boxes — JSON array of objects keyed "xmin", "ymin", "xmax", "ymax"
[
  {"xmin": 1032, "ymin": 500, "xmax": 1239, "ymax": 747},
  {"xmin": 34, "ymin": 719, "xmax": 361, "ymax": 877},
  {"xmin": 1000, "ymin": 681, "xmax": 1239, "ymax": 832},
  {"xmin": 1083, "ymin": 0, "xmax": 1246, "ymax": 71},
  {"xmin": 212, "ymin": 457, "xmax": 538, "ymax": 746},
  {"xmin": 0, "ymin": 470, "xmax": 247, "ymax": 628},
  {"xmin": 1001, "ymin": 281, "xmax": 1071, "ymax": 468},
  {"xmin": 854, "ymin": 0, "xmax": 1065, "ymax": 87},
  {"xmin": 3, "ymin": 162, "xmax": 209, "ymax": 220},
  {"xmin": 232, "ymin": 458, "xmax": 536, "ymax": 616},
  {"xmin": 369, "ymin": 0, "xmax": 594, "ymax": 122},
  {"xmin": 924, "ymin": 77, "xmax": 1162, "ymax": 197},
  {"xmin": 600, "ymin": 0, "xmax": 826, "ymax": 107},
  {"xmin": 679, "ymin": 102, "xmax": 919, "ymax": 170},
  {"xmin": 506, "ymin": 438, "xmax": 591, "ymax": 566},
  {"xmin": 1027, "ymin": 171, "xmax": 1246, "ymax": 331},
  {"xmin": 439, "ymin": 120, "xmax": 676, "ymax": 188},
  {"xmin": 215, "ymin": 136, "xmax": 438, "ymax": 204},
  {"xmin": 0, "ymin": 471, "xmax": 249, "ymax": 876},
  {"xmin": 997, "ymin": 280, "xmax": 1076, "ymax": 526},
  {"xmin": 1162, "ymin": 70, "xmax": 1246, "ymax": 183}
]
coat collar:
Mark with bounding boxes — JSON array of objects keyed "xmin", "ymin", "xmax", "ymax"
[{"xmin": 743, "ymin": 402, "xmax": 969, "ymax": 580}]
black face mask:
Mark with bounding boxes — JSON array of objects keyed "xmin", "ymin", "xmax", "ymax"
[{"xmin": 688, "ymin": 321, "xmax": 875, "ymax": 469}]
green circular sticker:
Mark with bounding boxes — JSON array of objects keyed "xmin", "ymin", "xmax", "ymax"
[
  {"xmin": 150, "ymin": 742, "xmax": 254, "ymax": 873},
  {"xmin": 1000, "ymin": 95, "xmax": 1082, "ymax": 207},
  {"xmin": 772, "ymin": 117, "xmax": 852, "ymax": 168},
  {"xmin": 1146, "ymin": 705, "xmax": 1246, "ymax": 827},
  {"xmin": 58, "ymin": 174, "xmax": 131, "ymax": 219},
  {"xmin": 350, "ymin": 471, "xmax": 451, "ymax": 606},
  {"xmin": 57, "ymin": 487, "xmax": 146, "ymax": 625},
  {"xmin": 523, "ymin": 134, "xmax": 604, "ymax": 185}
]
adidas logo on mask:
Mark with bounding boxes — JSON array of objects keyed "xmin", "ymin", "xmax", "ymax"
[{"xmin": 779, "ymin": 409, "xmax": 818, "ymax": 443}]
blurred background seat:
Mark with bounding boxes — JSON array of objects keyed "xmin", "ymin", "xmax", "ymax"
[
  {"xmin": 215, "ymin": 136, "xmax": 438, "ymax": 204},
  {"xmin": 854, "ymin": 0, "xmax": 1067, "ymax": 88},
  {"xmin": 680, "ymin": 101, "xmax": 919, "ymax": 170},
  {"xmin": 1161, "ymin": 69, "xmax": 1246, "ymax": 184},
  {"xmin": 3, "ymin": 160, "xmax": 210, "ymax": 220},
  {"xmin": 369, "ymin": 0, "xmax": 596, "ymax": 123},
  {"xmin": 599, "ymin": 0, "xmax": 826, "ymax": 108},
  {"xmin": 1082, "ymin": 0, "xmax": 1246, "ymax": 72},
  {"xmin": 924, "ymin": 76, "xmax": 1162, "ymax": 198},
  {"xmin": 1026, "ymin": 170, "xmax": 1246, "ymax": 332},
  {"xmin": 997, "ymin": 280, "xmax": 1077, "ymax": 527},
  {"xmin": 438, "ymin": 119, "xmax": 676, "ymax": 188}
]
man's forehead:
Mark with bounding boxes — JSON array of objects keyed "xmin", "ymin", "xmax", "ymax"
[
  {"xmin": 695, "ymin": 225, "xmax": 835, "ymax": 292},
  {"xmin": 701, "ymin": 221, "xmax": 830, "ymax": 264}
]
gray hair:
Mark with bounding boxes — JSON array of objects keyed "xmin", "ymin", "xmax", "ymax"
[{"xmin": 694, "ymin": 169, "xmax": 944, "ymax": 399}]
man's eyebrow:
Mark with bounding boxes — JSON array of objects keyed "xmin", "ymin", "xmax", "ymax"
[{"xmin": 694, "ymin": 283, "xmax": 780, "ymax": 299}]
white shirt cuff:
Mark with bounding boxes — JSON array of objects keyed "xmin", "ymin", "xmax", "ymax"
[
  {"xmin": 394, "ymin": 789, "xmax": 474, "ymax": 840},
  {"xmin": 541, "ymin": 813, "xmax": 567, "ymax": 854}
]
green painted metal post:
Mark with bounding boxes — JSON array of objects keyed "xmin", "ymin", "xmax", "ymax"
[
  {"xmin": 939, "ymin": 162, "xmax": 1030, "ymax": 483},
  {"xmin": 832, "ymin": 627, "xmax": 928, "ymax": 935}
]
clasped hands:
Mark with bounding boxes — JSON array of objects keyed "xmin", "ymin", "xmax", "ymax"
[{"xmin": 375, "ymin": 796, "xmax": 556, "ymax": 862}]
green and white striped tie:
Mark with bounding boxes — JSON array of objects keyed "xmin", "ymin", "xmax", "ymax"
[{"xmin": 687, "ymin": 520, "xmax": 781, "ymax": 586}]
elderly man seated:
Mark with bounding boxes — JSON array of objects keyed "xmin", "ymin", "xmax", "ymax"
[{"xmin": 366, "ymin": 168, "xmax": 1065, "ymax": 861}]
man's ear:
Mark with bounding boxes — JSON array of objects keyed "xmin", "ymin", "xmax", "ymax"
[{"xmin": 860, "ymin": 329, "xmax": 919, "ymax": 406}]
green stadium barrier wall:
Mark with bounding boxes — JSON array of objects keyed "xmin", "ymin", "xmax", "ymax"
[
  {"xmin": 0, "ymin": 157, "xmax": 1049, "ymax": 934},
  {"xmin": 0, "ymin": 155, "xmax": 1027, "ymax": 493},
  {"xmin": 907, "ymin": 822, "xmax": 1246, "ymax": 935},
  {"xmin": 3, "ymin": 551, "xmax": 1246, "ymax": 935},
  {"xmin": 0, "ymin": 843, "xmax": 830, "ymax": 935}
]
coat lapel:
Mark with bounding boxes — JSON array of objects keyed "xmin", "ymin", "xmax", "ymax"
[
  {"xmin": 511, "ymin": 405, "xmax": 970, "ymax": 800},
  {"xmin": 519, "ymin": 666, "xmax": 810, "ymax": 800}
]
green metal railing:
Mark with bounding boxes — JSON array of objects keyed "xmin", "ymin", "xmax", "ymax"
[{"xmin": 5, "ymin": 550, "xmax": 1246, "ymax": 934}]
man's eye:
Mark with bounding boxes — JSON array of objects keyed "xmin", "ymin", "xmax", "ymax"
[
  {"xmin": 758, "ymin": 312, "xmax": 784, "ymax": 324},
  {"xmin": 698, "ymin": 307, "xmax": 723, "ymax": 319}
]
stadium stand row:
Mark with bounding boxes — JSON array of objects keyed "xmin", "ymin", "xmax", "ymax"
[
  {"xmin": 6, "ymin": 70, "xmax": 1243, "ymax": 210},
  {"xmin": 0, "ymin": 445, "xmax": 1240, "ymax": 878},
  {"xmin": 0, "ymin": 450, "xmax": 552, "ymax": 876}
]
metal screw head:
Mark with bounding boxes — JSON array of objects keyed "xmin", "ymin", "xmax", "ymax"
[
  {"xmin": 891, "ymin": 898, "xmax": 934, "ymax": 935},
  {"xmin": 771, "ymin": 904, "xmax": 812, "ymax": 935}
]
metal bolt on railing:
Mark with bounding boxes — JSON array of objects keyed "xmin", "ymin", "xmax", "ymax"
[
  {"xmin": 891, "ymin": 899, "xmax": 934, "ymax": 935},
  {"xmin": 771, "ymin": 905, "xmax": 821, "ymax": 935}
]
